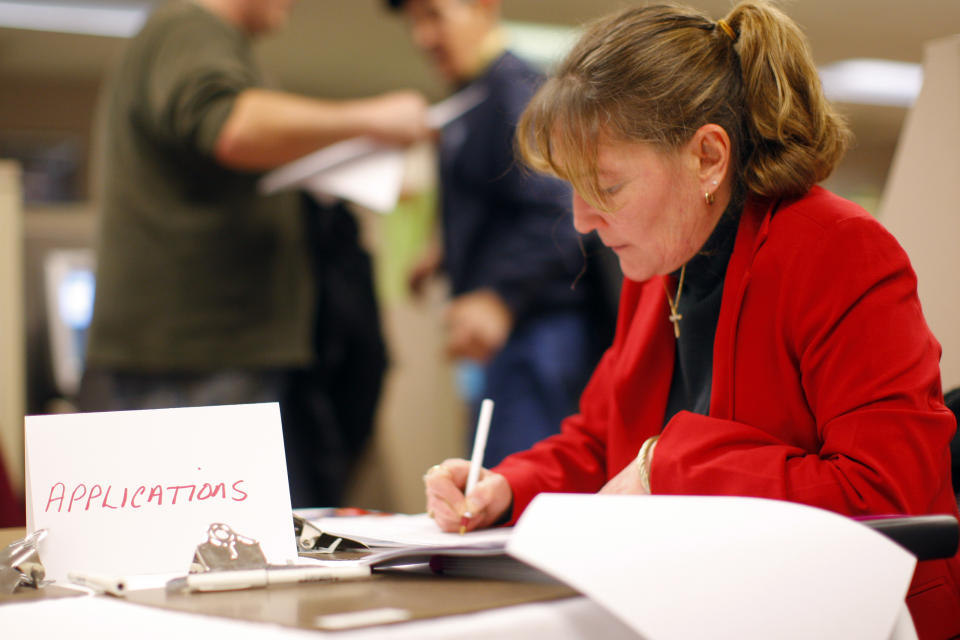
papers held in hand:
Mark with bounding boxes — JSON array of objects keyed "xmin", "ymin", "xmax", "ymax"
[{"xmin": 257, "ymin": 87, "xmax": 486, "ymax": 213}]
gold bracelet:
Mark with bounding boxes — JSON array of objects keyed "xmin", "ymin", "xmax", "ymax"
[{"xmin": 634, "ymin": 435, "xmax": 660, "ymax": 493}]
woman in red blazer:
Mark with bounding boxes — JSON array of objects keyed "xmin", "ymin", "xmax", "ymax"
[{"xmin": 423, "ymin": 2, "xmax": 960, "ymax": 636}]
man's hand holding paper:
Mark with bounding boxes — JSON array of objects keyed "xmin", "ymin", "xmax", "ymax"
[{"xmin": 357, "ymin": 90, "xmax": 432, "ymax": 146}]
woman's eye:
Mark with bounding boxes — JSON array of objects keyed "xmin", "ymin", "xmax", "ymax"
[{"xmin": 603, "ymin": 183, "xmax": 623, "ymax": 195}]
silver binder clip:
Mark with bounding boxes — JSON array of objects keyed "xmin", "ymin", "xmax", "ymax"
[
  {"xmin": 190, "ymin": 523, "xmax": 267, "ymax": 573},
  {"xmin": 293, "ymin": 514, "xmax": 368, "ymax": 554},
  {"xmin": 1, "ymin": 529, "xmax": 48, "ymax": 594}
]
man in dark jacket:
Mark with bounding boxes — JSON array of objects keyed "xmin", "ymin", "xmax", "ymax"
[{"xmin": 388, "ymin": 0, "xmax": 615, "ymax": 466}]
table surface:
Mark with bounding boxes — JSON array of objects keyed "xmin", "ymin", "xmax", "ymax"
[
  {"xmin": 1, "ymin": 526, "xmax": 583, "ymax": 634},
  {"xmin": 1, "ymin": 527, "xmax": 23, "ymax": 548}
]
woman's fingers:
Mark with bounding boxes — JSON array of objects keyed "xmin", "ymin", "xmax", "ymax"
[
  {"xmin": 424, "ymin": 459, "xmax": 472, "ymax": 532},
  {"xmin": 459, "ymin": 470, "xmax": 513, "ymax": 532},
  {"xmin": 423, "ymin": 461, "xmax": 514, "ymax": 532}
]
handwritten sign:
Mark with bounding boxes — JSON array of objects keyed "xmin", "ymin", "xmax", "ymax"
[{"xmin": 25, "ymin": 403, "xmax": 297, "ymax": 582}]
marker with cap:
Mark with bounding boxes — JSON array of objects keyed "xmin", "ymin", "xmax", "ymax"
[
  {"xmin": 68, "ymin": 571, "xmax": 128, "ymax": 597},
  {"xmin": 166, "ymin": 565, "xmax": 371, "ymax": 593}
]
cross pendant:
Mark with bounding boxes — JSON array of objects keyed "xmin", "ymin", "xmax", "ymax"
[{"xmin": 669, "ymin": 312, "xmax": 682, "ymax": 338}]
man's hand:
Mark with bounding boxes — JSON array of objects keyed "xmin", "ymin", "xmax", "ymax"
[
  {"xmin": 408, "ymin": 242, "xmax": 443, "ymax": 298},
  {"xmin": 360, "ymin": 90, "xmax": 431, "ymax": 146},
  {"xmin": 445, "ymin": 289, "xmax": 513, "ymax": 362},
  {"xmin": 214, "ymin": 88, "xmax": 431, "ymax": 170}
]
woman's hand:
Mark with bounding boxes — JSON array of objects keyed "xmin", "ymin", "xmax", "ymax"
[
  {"xmin": 424, "ymin": 458, "xmax": 513, "ymax": 532},
  {"xmin": 598, "ymin": 462, "xmax": 650, "ymax": 495},
  {"xmin": 599, "ymin": 437, "xmax": 657, "ymax": 495}
]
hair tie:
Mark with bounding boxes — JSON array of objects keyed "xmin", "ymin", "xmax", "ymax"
[{"xmin": 716, "ymin": 18, "xmax": 737, "ymax": 41}]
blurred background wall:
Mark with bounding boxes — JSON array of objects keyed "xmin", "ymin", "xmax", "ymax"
[{"xmin": 0, "ymin": 0, "xmax": 958, "ymax": 512}]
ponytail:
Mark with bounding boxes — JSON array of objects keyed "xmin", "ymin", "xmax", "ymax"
[
  {"xmin": 725, "ymin": 2, "xmax": 851, "ymax": 197},
  {"xmin": 516, "ymin": 1, "xmax": 851, "ymax": 205}
]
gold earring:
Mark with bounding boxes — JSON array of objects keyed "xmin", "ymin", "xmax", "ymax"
[{"xmin": 705, "ymin": 191, "xmax": 715, "ymax": 205}]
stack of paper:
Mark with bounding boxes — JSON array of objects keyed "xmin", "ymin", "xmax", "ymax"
[
  {"xmin": 305, "ymin": 512, "xmax": 510, "ymax": 549},
  {"xmin": 302, "ymin": 512, "xmax": 546, "ymax": 581}
]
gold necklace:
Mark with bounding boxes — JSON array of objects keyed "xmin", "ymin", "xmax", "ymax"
[{"xmin": 662, "ymin": 264, "xmax": 686, "ymax": 338}]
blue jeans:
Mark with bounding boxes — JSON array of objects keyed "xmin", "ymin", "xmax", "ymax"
[{"xmin": 469, "ymin": 310, "xmax": 596, "ymax": 468}]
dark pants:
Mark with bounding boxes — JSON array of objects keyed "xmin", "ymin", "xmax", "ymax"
[
  {"xmin": 78, "ymin": 367, "xmax": 352, "ymax": 509},
  {"xmin": 472, "ymin": 310, "xmax": 596, "ymax": 468}
]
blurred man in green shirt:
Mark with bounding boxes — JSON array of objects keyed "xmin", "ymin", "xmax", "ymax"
[{"xmin": 81, "ymin": 0, "xmax": 430, "ymax": 507}]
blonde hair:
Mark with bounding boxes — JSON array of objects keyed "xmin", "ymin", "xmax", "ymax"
[{"xmin": 516, "ymin": 1, "xmax": 851, "ymax": 209}]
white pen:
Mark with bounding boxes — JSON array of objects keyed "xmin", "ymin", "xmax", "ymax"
[
  {"xmin": 167, "ymin": 565, "xmax": 371, "ymax": 593},
  {"xmin": 67, "ymin": 571, "xmax": 128, "ymax": 597},
  {"xmin": 460, "ymin": 398, "xmax": 494, "ymax": 534}
]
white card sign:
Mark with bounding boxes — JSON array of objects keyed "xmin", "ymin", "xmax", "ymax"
[{"xmin": 25, "ymin": 403, "xmax": 297, "ymax": 582}]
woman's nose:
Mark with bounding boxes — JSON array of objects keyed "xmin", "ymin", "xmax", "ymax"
[{"xmin": 571, "ymin": 193, "xmax": 605, "ymax": 235}]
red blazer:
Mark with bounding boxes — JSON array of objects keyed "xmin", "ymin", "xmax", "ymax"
[{"xmin": 495, "ymin": 186, "xmax": 960, "ymax": 638}]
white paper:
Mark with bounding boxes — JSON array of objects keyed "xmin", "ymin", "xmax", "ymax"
[
  {"xmin": 507, "ymin": 494, "xmax": 917, "ymax": 640},
  {"xmin": 302, "ymin": 147, "xmax": 406, "ymax": 213},
  {"xmin": 424, "ymin": 85, "xmax": 486, "ymax": 129},
  {"xmin": 258, "ymin": 86, "xmax": 486, "ymax": 213},
  {"xmin": 25, "ymin": 403, "xmax": 297, "ymax": 582},
  {"xmin": 258, "ymin": 137, "xmax": 385, "ymax": 199},
  {"xmin": 308, "ymin": 512, "xmax": 511, "ymax": 549},
  {"xmin": 890, "ymin": 603, "xmax": 920, "ymax": 640}
]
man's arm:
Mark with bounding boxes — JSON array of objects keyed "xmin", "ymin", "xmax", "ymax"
[{"xmin": 213, "ymin": 88, "xmax": 430, "ymax": 170}]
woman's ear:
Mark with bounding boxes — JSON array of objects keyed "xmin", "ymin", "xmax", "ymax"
[{"xmin": 689, "ymin": 124, "xmax": 731, "ymax": 188}]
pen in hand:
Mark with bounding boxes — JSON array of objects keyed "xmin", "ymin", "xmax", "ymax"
[{"xmin": 461, "ymin": 398, "xmax": 494, "ymax": 535}]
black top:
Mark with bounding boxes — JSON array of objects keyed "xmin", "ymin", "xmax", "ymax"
[{"xmin": 662, "ymin": 206, "xmax": 741, "ymax": 426}]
